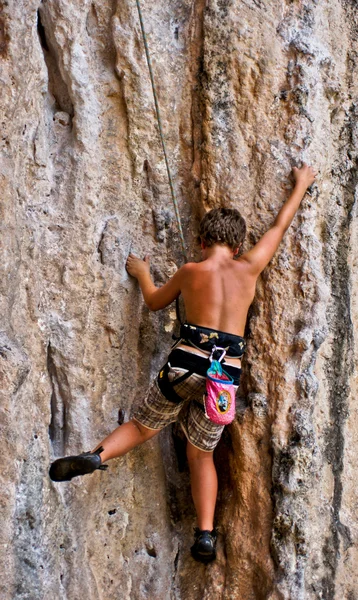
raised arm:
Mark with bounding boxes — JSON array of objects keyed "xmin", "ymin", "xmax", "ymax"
[
  {"xmin": 241, "ymin": 164, "xmax": 317, "ymax": 275},
  {"xmin": 126, "ymin": 254, "xmax": 185, "ymax": 311}
]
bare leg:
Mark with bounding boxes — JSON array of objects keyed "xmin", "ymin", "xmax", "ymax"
[
  {"xmin": 93, "ymin": 419, "xmax": 160, "ymax": 463},
  {"xmin": 186, "ymin": 441, "xmax": 218, "ymax": 531}
]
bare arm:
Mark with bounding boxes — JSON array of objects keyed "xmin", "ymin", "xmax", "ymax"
[
  {"xmin": 126, "ymin": 254, "xmax": 185, "ymax": 311},
  {"xmin": 241, "ymin": 164, "xmax": 317, "ymax": 275}
]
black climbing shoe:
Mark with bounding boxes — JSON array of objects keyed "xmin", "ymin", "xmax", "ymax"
[
  {"xmin": 49, "ymin": 446, "xmax": 108, "ymax": 482},
  {"xmin": 191, "ymin": 528, "xmax": 217, "ymax": 564}
]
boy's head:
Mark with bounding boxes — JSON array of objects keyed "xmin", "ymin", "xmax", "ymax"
[{"xmin": 199, "ymin": 207, "xmax": 246, "ymax": 253}]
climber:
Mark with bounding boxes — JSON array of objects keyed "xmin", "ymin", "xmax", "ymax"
[{"xmin": 49, "ymin": 163, "xmax": 317, "ymax": 564}]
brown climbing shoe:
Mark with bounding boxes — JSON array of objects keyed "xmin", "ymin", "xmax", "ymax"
[
  {"xmin": 49, "ymin": 446, "xmax": 108, "ymax": 482},
  {"xmin": 191, "ymin": 528, "xmax": 217, "ymax": 564}
]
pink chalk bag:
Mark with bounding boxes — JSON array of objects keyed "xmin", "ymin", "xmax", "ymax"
[{"xmin": 204, "ymin": 346, "xmax": 236, "ymax": 425}]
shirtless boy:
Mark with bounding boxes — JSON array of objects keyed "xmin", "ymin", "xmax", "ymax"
[{"xmin": 49, "ymin": 163, "xmax": 317, "ymax": 563}]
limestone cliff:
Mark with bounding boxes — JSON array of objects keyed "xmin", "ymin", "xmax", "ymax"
[{"xmin": 1, "ymin": 1, "xmax": 358, "ymax": 598}]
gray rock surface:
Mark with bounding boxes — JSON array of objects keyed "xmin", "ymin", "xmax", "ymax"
[{"xmin": 1, "ymin": 0, "xmax": 358, "ymax": 598}]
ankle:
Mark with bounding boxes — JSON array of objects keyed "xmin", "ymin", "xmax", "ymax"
[
  {"xmin": 90, "ymin": 446, "xmax": 107, "ymax": 463},
  {"xmin": 197, "ymin": 521, "xmax": 214, "ymax": 531}
]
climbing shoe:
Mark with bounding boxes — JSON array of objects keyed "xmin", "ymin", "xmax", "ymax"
[
  {"xmin": 191, "ymin": 528, "xmax": 217, "ymax": 564},
  {"xmin": 49, "ymin": 446, "xmax": 108, "ymax": 482}
]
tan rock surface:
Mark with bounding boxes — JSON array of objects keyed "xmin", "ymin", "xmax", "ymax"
[{"xmin": 1, "ymin": 0, "xmax": 358, "ymax": 598}]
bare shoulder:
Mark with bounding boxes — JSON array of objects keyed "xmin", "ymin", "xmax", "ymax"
[
  {"xmin": 174, "ymin": 261, "xmax": 197, "ymax": 282},
  {"xmin": 177, "ymin": 261, "xmax": 201, "ymax": 274},
  {"xmin": 181, "ymin": 261, "xmax": 197, "ymax": 269},
  {"xmin": 234, "ymin": 255, "xmax": 254, "ymax": 271},
  {"xmin": 175, "ymin": 261, "xmax": 210, "ymax": 288},
  {"xmin": 234, "ymin": 255, "xmax": 260, "ymax": 283},
  {"xmin": 176, "ymin": 261, "xmax": 196, "ymax": 272}
]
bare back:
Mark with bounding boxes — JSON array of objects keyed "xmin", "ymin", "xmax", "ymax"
[
  {"xmin": 126, "ymin": 165, "xmax": 316, "ymax": 340},
  {"xmin": 180, "ymin": 253, "xmax": 256, "ymax": 337}
]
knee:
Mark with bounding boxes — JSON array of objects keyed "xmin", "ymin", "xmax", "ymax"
[
  {"xmin": 131, "ymin": 419, "xmax": 159, "ymax": 441},
  {"xmin": 186, "ymin": 441, "xmax": 213, "ymax": 464}
]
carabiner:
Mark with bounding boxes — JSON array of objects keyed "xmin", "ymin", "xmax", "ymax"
[{"xmin": 209, "ymin": 345, "xmax": 227, "ymax": 363}]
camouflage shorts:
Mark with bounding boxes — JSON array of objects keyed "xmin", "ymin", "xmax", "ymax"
[{"xmin": 133, "ymin": 365, "xmax": 226, "ymax": 452}]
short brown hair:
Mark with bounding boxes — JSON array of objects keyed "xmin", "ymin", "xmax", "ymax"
[{"xmin": 199, "ymin": 208, "xmax": 246, "ymax": 251}]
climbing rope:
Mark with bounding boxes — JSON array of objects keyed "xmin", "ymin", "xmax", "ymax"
[{"xmin": 135, "ymin": 0, "xmax": 188, "ymax": 263}]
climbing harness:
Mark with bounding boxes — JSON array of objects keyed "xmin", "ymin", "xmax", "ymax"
[
  {"xmin": 179, "ymin": 322, "xmax": 246, "ymax": 358},
  {"xmin": 156, "ymin": 345, "xmax": 238, "ymax": 425},
  {"xmin": 135, "ymin": 0, "xmax": 188, "ymax": 264}
]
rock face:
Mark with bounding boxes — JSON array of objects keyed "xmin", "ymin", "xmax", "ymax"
[{"xmin": 1, "ymin": 0, "xmax": 358, "ymax": 598}]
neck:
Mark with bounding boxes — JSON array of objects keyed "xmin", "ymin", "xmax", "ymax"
[{"xmin": 201, "ymin": 244, "xmax": 235, "ymax": 261}]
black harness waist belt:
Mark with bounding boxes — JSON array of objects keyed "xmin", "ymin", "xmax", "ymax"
[{"xmin": 180, "ymin": 322, "xmax": 246, "ymax": 359}]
